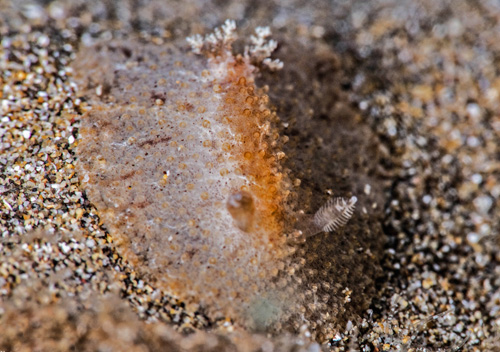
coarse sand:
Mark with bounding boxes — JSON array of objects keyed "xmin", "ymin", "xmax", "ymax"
[{"xmin": 1, "ymin": 1, "xmax": 499, "ymax": 351}]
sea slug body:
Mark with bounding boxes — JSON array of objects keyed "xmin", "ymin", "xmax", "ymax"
[{"xmin": 74, "ymin": 20, "xmax": 356, "ymax": 330}]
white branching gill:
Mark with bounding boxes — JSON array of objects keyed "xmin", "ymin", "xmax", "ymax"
[
  {"xmin": 313, "ymin": 196, "xmax": 358, "ymax": 233},
  {"xmin": 245, "ymin": 26, "xmax": 283, "ymax": 70},
  {"xmin": 187, "ymin": 19, "xmax": 283, "ymax": 70},
  {"xmin": 187, "ymin": 19, "xmax": 237, "ymax": 56},
  {"xmin": 262, "ymin": 57, "xmax": 284, "ymax": 71}
]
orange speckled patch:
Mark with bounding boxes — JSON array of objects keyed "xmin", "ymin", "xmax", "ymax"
[{"xmin": 217, "ymin": 60, "xmax": 289, "ymax": 245}]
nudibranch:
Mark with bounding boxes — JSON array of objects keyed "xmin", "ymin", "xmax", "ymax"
[{"xmin": 75, "ymin": 20, "xmax": 356, "ymax": 329}]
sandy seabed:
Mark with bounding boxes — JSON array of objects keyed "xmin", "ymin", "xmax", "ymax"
[{"xmin": 0, "ymin": 1, "xmax": 499, "ymax": 351}]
